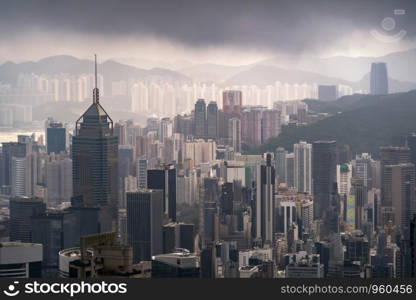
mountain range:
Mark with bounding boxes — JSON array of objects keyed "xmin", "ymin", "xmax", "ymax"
[
  {"xmin": 224, "ymin": 64, "xmax": 416, "ymax": 93},
  {"xmin": 1, "ymin": 49, "xmax": 415, "ymax": 94},
  {"xmin": 0, "ymin": 55, "xmax": 191, "ymax": 85}
]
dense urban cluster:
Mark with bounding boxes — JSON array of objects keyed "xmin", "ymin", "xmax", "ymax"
[{"xmin": 0, "ymin": 61, "xmax": 415, "ymax": 280}]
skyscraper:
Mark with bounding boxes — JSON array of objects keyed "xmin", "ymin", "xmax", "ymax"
[
  {"xmin": 1, "ymin": 142, "xmax": 31, "ymax": 191},
  {"xmin": 160, "ymin": 117, "xmax": 173, "ymax": 141},
  {"xmin": 72, "ymin": 56, "xmax": 118, "ymax": 232},
  {"xmin": 206, "ymin": 101, "xmax": 218, "ymax": 140},
  {"xmin": 127, "ymin": 189, "xmax": 163, "ymax": 263},
  {"xmin": 312, "ymin": 140, "xmax": 337, "ymax": 220},
  {"xmin": 354, "ymin": 153, "xmax": 374, "ymax": 189},
  {"xmin": 380, "ymin": 146, "xmax": 410, "ymax": 208},
  {"xmin": 136, "ymin": 157, "xmax": 148, "ymax": 189},
  {"xmin": 11, "ymin": 156, "xmax": 32, "ymax": 197},
  {"xmin": 285, "ymin": 153, "xmax": 295, "ymax": 188},
  {"xmin": 194, "ymin": 99, "xmax": 207, "ymax": 139},
  {"xmin": 370, "ymin": 62, "xmax": 389, "ymax": 95},
  {"xmin": 241, "ymin": 108, "xmax": 263, "ymax": 146},
  {"xmin": 46, "ymin": 121, "xmax": 66, "ymax": 154},
  {"xmin": 202, "ymin": 177, "xmax": 219, "ymax": 247},
  {"xmin": 261, "ymin": 109, "xmax": 281, "ymax": 142},
  {"xmin": 162, "ymin": 222, "xmax": 195, "ymax": 253},
  {"xmin": 147, "ymin": 164, "xmax": 177, "ymax": 222},
  {"xmin": 31, "ymin": 211, "xmax": 64, "ymax": 276},
  {"xmin": 275, "ymin": 147, "xmax": 287, "ymax": 184},
  {"xmin": 383, "ymin": 163, "xmax": 415, "ymax": 233},
  {"xmin": 337, "ymin": 163, "xmax": 352, "ymax": 196},
  {"xmin": 255, "ymin": 153, "xmax": 275, "ymax": 245},
  {"xmin": 294, "ymin": 141, "xmax": 312, "ymax": 194},
  {"xmin": 45, "ymin": 152, "xmax": 72, "ymax": 206},
  {"xmin": 9, "ymin": 196, "xmax": 46, "ymax": 242},
  {"xmin": 222, "ymin": 90, "xmax": 242, "ymax": 114},
  {"xmin": 228, "ymin": 118, "xmax": 241, "ymax": 153}
]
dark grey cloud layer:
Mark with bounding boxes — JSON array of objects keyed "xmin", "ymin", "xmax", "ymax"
[{"xmin": 1, "ymin": 0, "xmax": 415, "ymax": 53}]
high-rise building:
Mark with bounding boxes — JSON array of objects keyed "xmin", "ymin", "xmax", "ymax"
[
  {"xmin": 194, "ymin": 99, "xmax": 207, "ymax": 139},
  {"xmin": 174, "ymin": 114, "xmax": 195, "ymax": 137},
  {"xmin": 301, "ymin": 199, "xmax": 314, "ymax": 233},
  {"xmin": 380, "ymin": 147, "xmax": 410, "ymax": 208},
  {"xmin": 228, "ymin": 118, "xmax": 241, "ymax": 153},
  {"xmin": 370, "ymin": 62, "xmax": 389, "ymax": 95},
  {"xmin": 343, "ymin": 232, "xmax": 370, "ymax": 265},
  {"xmin": 354, "ymin": 153, "xmax": 374, "ymax": 189},
  {"xmin": 136, "ymin": 157, "xmax": 148, "ymax": 189},
  {"xmin": 318, "ymin": 85, "xmax": 338, "ymax": 101},
  {"xmin": 294, "ymin": 141, "xmax": 312, "ymax": 194},
  {"xmin": 118, "ymin": 145, "xmax": 134, "ymax": 179},
  {"xmin": 147, "ymin": 165, "xmax": 177, "ymax": 222},
  {"xmin": 162, "ymin": 222, "xmax": 195, "ymax": 253},
  {"xmin": 241, "ymin": 108, "xmax": 263, "ymax": 146},
  {"xmin": 72, "ymin": 57, "xmax": 118, "ymax": 232},
  {"xmin": 45, "ymin": 153, "xmax": 72, "ymax": 206},
  {"xmin": 202, "ymin": 177, "xmax": 220, "ymax": 246},
  {"xmin": 312, "ymin": 141, "xmax": 337, "ymax": 220},
  {"xmin": 275, "ymin": 147, "xmax": 287, "ymax": 184},
  {"xmin": 11, "ymin": 156, "xmax": 32, "ymax": 197},
  {"xmin": 261, "ymin": 109, "xmax": 281, "ymax": 142},
  {"xmin": 62, "ymin": 204, "xmax": 99, "ymax": 248},
  {"xmin": 9, "ymin": 196, "xmax": 46, "ymax": 243},
  {"xmin": 114, "ymin": 122, "xmax": 128, "ymax": 145},
  {"xmin": 286, "ymin": 153, "xmax": 295, "ymax": 188},
  {"xmin": 127, "ymin": 189, "xmax": 163, "ymax": 263},
  {"xmin": 160, "ymin": 117, "xmax": 173, "ymax": 141},
  {"xmin": 223, "ymin": 90, "xmax": 242, "ymax": 114},
  {"xmin": 1, "ymin": 142, "xmax": 30, "ymax": 191},
  {"xmin": 255, "ymin": 153, "xmax": 276, "ymax": 245},
  {"xmin": 206, "ymin": 101, "xmax": 218, "ymax": 140},
  {"xmin": 337, "ymin": 163, "xmax": 352, "ymax": 196},
  {"xmin": 278, "ymin": 200, "xmax": 297, "ymax": 236},
  {"xmin": 200, "ymin": 243, "xmax": 216, "ymax": 278},
  {"xmin": 351, "ymin": 180, "xmax": 366, "ymax": 231},
  {"xmin": 46, "ymin": 121, "xmax": 66, "ymax": 154},
  {"xmin": 31, "ymin": 211, "xmax": 64, "ymax": 276},
  {"xmin": 384, "ymin": 163, "xmax": 415, "ymax": 233}
]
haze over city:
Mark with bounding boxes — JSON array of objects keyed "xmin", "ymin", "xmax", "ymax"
[{"xmin": 0, "ymin": 0, "xmax": 416, "ymax": 290}]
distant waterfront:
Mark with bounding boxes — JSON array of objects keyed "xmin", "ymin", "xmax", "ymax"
[{"xmin": 0, "ymin": 129, "xmax": 44, "ymax": 144}]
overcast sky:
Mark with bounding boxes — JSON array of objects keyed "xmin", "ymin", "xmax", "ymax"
[{"xmin": 0, "ymin": 0, "xmax": 415, "ymax": 65}]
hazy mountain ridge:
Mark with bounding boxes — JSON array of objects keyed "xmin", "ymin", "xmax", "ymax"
[
  {"xmin": 0, "ymin": 55, "xmax": 191, "ymax": 85},
  {"xmin": 179, "ymin": 63, "xmax": 251, "ymax": 83},
  {"xmin": 224, "ymin": 64, "xmax": 416, "ymax": 93},
  {"xmin": 259, "ymin": 48, "xmax": 416, "ymax": 82},
  {"xmin": 1, "ymin": 51, "xmax": 415, "ymax": 94}
]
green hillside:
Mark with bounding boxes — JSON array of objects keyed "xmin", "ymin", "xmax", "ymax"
[{"xmin": 250, "ymin": 90, "xmax": 416, "ymax": 158}]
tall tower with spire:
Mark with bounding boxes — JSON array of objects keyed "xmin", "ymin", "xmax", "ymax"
[{"xmin": 72, "ymin": 55, "xmax": 118, "ymax": 232}]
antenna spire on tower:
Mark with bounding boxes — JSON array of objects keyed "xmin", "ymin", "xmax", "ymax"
[{"xmin": 93, "ymin": 54, "xmax": 99, "ymax": 104}]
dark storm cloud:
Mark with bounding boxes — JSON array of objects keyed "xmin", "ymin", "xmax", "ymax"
[{"xmin": 1, "ymin": 0, "xmax": 415, "ymax": 53}]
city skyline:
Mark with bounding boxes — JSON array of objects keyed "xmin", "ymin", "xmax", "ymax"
[{"xmin": 1, "ymin": 0, "xmax": 416, "ymax": 287}]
